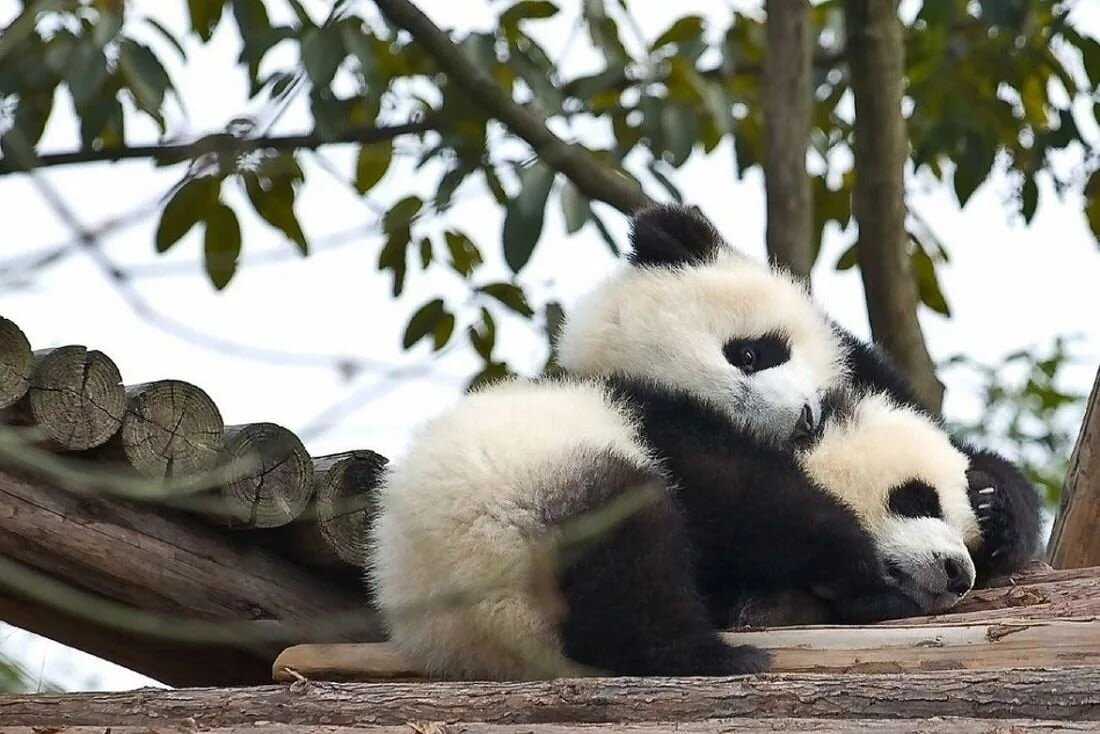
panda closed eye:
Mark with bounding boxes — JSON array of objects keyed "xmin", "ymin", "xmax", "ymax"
[
  {"xmin": 887, "ymin": 480, "xmax": 944, "ymax": 520},
  {"xmin": 724, "ymin": 334, "xmax": 791, "ymax": 375}
]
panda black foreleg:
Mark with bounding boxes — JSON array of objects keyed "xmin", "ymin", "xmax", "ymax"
[
  {"xmin": 549, "ymin": 454, "xmax": 770, "ymax": 677},
  {"xmin": 961, "ymin": 446, "xmax": 1042, "ymax": 583}
]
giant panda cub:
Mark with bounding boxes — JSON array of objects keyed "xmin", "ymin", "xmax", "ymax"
[
  {"xmin": 369, "ymin": 204, "xmax": 917, "ymax": 681},
  {"xmin": 831, "ymin": 327, "xmax": 1043, "ymax": 584}
]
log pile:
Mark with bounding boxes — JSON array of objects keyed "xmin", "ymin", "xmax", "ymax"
[{"xmin": 2, "ymin": 312, "xmax": 1100, "ymax": 732}]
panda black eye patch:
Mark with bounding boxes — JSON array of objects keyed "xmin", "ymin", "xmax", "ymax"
[
  {"xmin": 887, "ymin": 480, "xmax": 943, "ymax": 519},
  {"xmin": 723, "ymin": 333, "xmax": 791, "ymax": 374}
]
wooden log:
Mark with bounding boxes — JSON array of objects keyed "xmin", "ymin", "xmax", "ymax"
[
  {"xmin": 0, "ymin": 315, "xmax": 32, "ymax": 409},
  {"xmin": 7, "ymin": 346, "xmax": 126, "ymax": 450},
  {"xmin": 288, "ymin": 450, "xmax": 387, "ymax": 568},
  {"xmin": 1048, "ymin": 364, "xmax": 1100, "ymax": 568},
  {"xmin": 114, "ymin": 379, "xmax": 224, "ymax": 478},
  {"xmin": 218, "ymin": 422, "xmax": 314, "ymax": 528},
  {"xmin": 1, "ymin": 720, "xmax": 1096, "ymax": 734},
  {"xmin": 2, "ymin": 667, "xmax": 1098, "ymax": 726},
  {"xmin": 271, "ymin": 617, "xmax": 1100, "ymax": 682},
  {"xmin": 0, "ymin": 465, "xmax": 383, "ymax": 680},
  {"xmin": 0, "ymin": 586, "xmax": 272, "ymax": 687}
]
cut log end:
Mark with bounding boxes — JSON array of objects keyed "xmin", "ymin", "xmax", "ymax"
[
  {"xmin": 221, "ymin": 422, "xmax": 314, "ymax": 528},
  {"xmin": 0, "ymin": 316, "xmax": 32, "ymax": 409},
  {"xmin": 26, "ymin": 346, "xmax": 126, "ymax": 450},
  {"xmin": 120, "ymin": 380, "xmax": 224, "ymax": 478},
  {"xmin": 290, "ymin": 450, "xmax": 387, "ymax": 568}
]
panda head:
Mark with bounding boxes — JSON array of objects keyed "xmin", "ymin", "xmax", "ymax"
[
  {"xmin": 556, "ymin": 203, "xmax": 844, "ymax": 448},
  {"xmin": 801, "ymin": 390, "xmax": 980, "ymax": 612}
]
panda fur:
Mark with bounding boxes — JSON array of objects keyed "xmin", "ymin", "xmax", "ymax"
[
  {"xmin": 831, "ymin": 325, "xmax": 1043, "ymax": 583},
  {"xmin": 369, "ymin": 204, "xmax": 923, "ymax": 680}
]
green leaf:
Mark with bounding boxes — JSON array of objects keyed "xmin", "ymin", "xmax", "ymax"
[
  {"xmin": 203, "ymin": 202, "xmax": 242, "ymax": 290},
  {"xmin": 432, "ymin": 312, "xmax": 455, "ymax": 351},
  {"xmin": 501, "ymin": 1, "xmax": 559, "ymax": 36},
  {"xmin": 445, "ymin": 230, "xmax": 482, "ymax": 277},
  {"xmin": 155, "ymin": 177, "xmax": 220, "ymax": 253},
  {"xmin": 378, "ymin": 227, "xmax": 409, "ymax": 297},
  {"xmin": 477, "ymin": 282, "xmax": 535, "ymax": 317},
  {"xmin": 911, "ymin": 241, "xmax": 951, "ymax": 316},
  {"xmin": 188, "ymin": 0, "xmax": 224, "ymax": 42},
  {"xmin": 384, "ymin": 196, "xmax": 423, "ymax": 233},
  {"xmin": 589, "ymin": 207, "xmax": 621, "ymax": 256},
  {"xmin": 242, "ymin": 166, "xmax": 308, "ymax": 254},
  {"xmin": 143, "ymin": 16, "xmax": 188, "ymax": 61},
  {"xmin": 118, "ymin": 38, "xmax": 172, "ymax": 121},
  {"xmin": 403, "ymin": 299, "xmax": 446, "ymax": 349},
  {"xmin": 835, "ymin": 241, "xmax": 859, "ymax": 271},
  {"xmin": 467, "ymin": 307, "xmax": 497, "ymax": 360},
  {"xmin": 651, "ymin": 15, "xmax": 704, "ymax": 51},
  {"xmin": 1021, "ymin": 175, "xmax": 1038, "ymax": 224},
  {"xmin": 418, "ymin": 236, "xmax": 432, "ymax": 269},
  {"xmin": 65, "ymin": 41, "xmax": 109, "ymax": 105},
  {"xmin": 466, "ymin": 360, "xmax": 512, "ymax": 392},
  {"xmin": 560, "ymin": 180, "xmax": 591, "ymax": 234},
  {"xmin": 502, "ymin": 163, "xmax": 555, "ymax": 272},
  {"xmin": 301, "ymin": 26, "xmax": 344, "ymax": 89},
  {"xmin": 355, "ymin": 141, "xmax": 392, "ymax": 193},
  {"xmin": 435, "ymin": 165, "xmax": 472, "ymax": 212},
  {"xmin": 1085, "ymin": 170, "xmax": 1100, "ymax": 245},
  {"xmin": 583, "ymin": 0, "xmax": 629, "ymax": 65}
]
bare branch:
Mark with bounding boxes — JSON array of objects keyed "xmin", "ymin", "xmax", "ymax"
[
  {"xmin": 0, "ymin": 120, "xmax": 432, "ymax": 175},
  {"xmin": 372, "ymin": 0, "xmax": 651, "ymax": 214}
]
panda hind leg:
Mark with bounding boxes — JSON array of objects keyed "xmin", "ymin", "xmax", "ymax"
[{"xmin": 549, "ymin": 451, "xmax": 770, "ymax": 677}]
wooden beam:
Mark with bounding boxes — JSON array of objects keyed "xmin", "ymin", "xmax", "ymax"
[
  {"xmin": 0, "ymin": 315, "xmax": 31, "ymax": 409},
  {"xmin": 0, "ymin": 466, "xmax": 383, "ymax": 683},
  {"xmin": 7, "ymin": 346, "xmax": 126, "ymax": 451},
  {"xmin": 272, "ymin": 617, "xmax": 1100, "ymax": 682},
  {"xmin": 2, "ymin": 668, "xmax": 1098, "ymax": 726},
  {"xmin": 1048, "ymin": 364, "xmax": 1100, "ymax": 568},
  {"xmin": 2, "ymin": 720, "xmax": 1097, "ymax": 734},
  {"xmin": 218, "ymin": 422, "xmax": 314, "ymax": 528},
  {"xmin": 0, "ymin": 588, "xmax": 270, "ymax": 687}
]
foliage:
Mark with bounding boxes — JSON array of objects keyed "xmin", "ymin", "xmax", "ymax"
[
  {"xmin": 942, "ymin": 335, "xmax": 1090, "ymax": 507},
  {"xmin": 0, "ymin": 0, "xmax": 1097, "ymax": 388},
  {"xmin": 0, "ymin": 652, "xmax": 62, "ymax": 693}
]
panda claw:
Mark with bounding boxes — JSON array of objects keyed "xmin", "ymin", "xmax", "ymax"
[
  {"xmin": 977, "ymin": 487, "xmax": 996, "ymax": 495},
  {"xmin": 991, "ymin": 548, "xmax": 1003, "ymax": 558},
  {"xmin": 977, "ymin": 502, "xmax": 992, "ymax": 511}
]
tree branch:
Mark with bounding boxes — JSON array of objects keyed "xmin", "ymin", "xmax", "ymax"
[
  {"xmin": 1048, "ymin": 363, "xmax": 1100, "ymax": 568},
  {"xmin": 372, "ymin": 0, "xmax": 652, "ymax": 214},
  {"xmin": 763, "ymin": 0, "xmax": 815, "ymax": 282},
  {"xmin": 0, "ymin": 120, "xmax": 432, "ymax": 175},
  {"xmin": 844, "ymin": 0, "xmax": 944, "ymax": 414}
]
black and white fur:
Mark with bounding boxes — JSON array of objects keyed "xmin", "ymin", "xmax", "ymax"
[
  {"xmin": 833, "ymin": 327, "xmax": 1042, "ymax": 584},
  {"xmin": 368, "ymin": 204, "xmax": 904, "ymax": 680}
]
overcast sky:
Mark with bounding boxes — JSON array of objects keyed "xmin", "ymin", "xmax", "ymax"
[{"xmin": 1, "ymin": 0, "xmax": 1098, "ymax": 691}]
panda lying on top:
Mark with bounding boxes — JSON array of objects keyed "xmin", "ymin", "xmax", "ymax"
[{"xmin": 368, "ymin": 203, "xmax": 1041, "ymax": 680}]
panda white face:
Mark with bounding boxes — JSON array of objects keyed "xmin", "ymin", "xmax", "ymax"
[
  {"xmin": 801, "ymin": 391, "xmax": 980, "ymax": 613},
  {"xmin": 556, "ymin": 205, "xmax": 843, "ymax": 448}
]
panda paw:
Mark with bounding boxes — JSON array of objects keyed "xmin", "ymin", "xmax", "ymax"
[
  {"xmin": 723, "ymin": 644, "xmax": 773, "ymax": 675},
  {"xmin": 968, "ymin": 481, "xmax": 1018, "ymax": 569}
]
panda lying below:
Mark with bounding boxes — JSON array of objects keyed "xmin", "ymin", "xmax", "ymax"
[{"xmin": 367, "ymin": 203, "xmax": 1041, "ymax": 680}]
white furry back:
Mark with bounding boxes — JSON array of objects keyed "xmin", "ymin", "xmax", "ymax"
[{"xmin": 368, "ymin": 378, "xmax": 653, "ymax": 680}]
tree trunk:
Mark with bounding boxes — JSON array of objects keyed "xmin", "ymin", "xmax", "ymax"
[
  {"xmin": 843, "ymin": 0, "xmax": 944, "ymax": 415},
  {"xmin": 1, "ymin": 720, "xmax": 1095, "ymax": 734},
  {"xmin": 2, "ymin": 668, "xmax": 1097, "ymax": 726},
  {"xmin": 1048, "ymin": 365, "xmax": 1100, "ymax": 568},
  {"xmin": 763, "ymin": 0, "xmax": 814, "ymax": 282}
]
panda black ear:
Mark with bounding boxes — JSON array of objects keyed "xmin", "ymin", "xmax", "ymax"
[{"xmin": 627, "ymin": 203, "xmax": 727, "ymax": 268}]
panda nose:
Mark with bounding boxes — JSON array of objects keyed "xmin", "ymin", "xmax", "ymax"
[
  {"xmin": 792, "ymin": 402, "xmax": 817, "ymax": 443},
  {"xmin": 943, "ymin": 556, "xmax": 974, "ymax": 595}
]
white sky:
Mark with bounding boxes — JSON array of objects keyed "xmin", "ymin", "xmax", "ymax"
[{"xmin": 1, "ymin": 0, "xmax": 1098, "ymax": 692}]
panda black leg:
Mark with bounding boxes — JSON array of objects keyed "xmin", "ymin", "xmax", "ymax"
[
  {"xmin": 963, "ymin": 448, "xmax": 1042, "ymax": 583},
  {"xmin": 548, "ymin": 453, "xmax": 770, "ymax": 677}
]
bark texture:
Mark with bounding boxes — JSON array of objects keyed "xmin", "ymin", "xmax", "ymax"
[
  {"xmin": 1048, "ymin": 365, "xmax": 1100, "ymax": 568},
  {"xmin": 844, "ymin": 0, "xmax": 944, "ymax": 414},
  {"xmin": 763, "ymin": 0, "xmax": 815, "ymax": 281}
]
